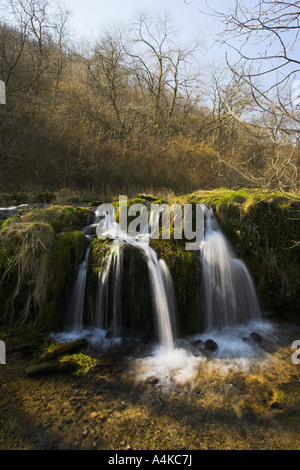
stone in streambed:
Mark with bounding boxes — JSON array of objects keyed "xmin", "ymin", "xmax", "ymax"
[
  {"xmin": 191, "ymin": 339, "xmax": 203, "ymax": 348},
  {"xmin": 204, "ymin": 339, "xmax": 218, "ymax": 352},
  {"xmin": 242, "ymin": 332, "xmax": 265, "ymax": 346},
  {"xmin": 249, "ymin": 332, "xmax": 264, "ymax": 344}
]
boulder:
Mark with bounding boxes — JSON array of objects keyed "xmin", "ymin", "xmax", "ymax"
[
  {"xmin": 249, "ymin": 332, "xmax": 264, "ymax": 344},
  {"xmin": 204, "ymin": 339, "xmax": 218, "ymax": 352}
]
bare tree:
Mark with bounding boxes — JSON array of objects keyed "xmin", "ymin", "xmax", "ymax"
[
  {"xmin": 122, "ymin": 11, "xmax": 202, "ymax": 132},
  {"xmin": 0, "ymin": 0, "xmax": 70, "ymax": 95},
  {"xmin": 201, "ymin": 1, "xmax": 300, "ymax": 126},
  {"xmin": 195, "ymin": 0, "xmax": 300, "ymax": 192}
]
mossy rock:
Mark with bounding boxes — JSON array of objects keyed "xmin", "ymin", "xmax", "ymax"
[
  {"xmin": 0, "ymin": 223, "xmax": 87, "ymax": 332},
  {"xmin": 137, "ymin": 194, "xmax": 160, "ymax": 202},
  {"xmin": 85, "ymin": 236, "xmax": 203, "ymax": 339},
  {"xmin": 21, "ymin": 205, "xmax": 89, "ymax": 233},
  {"xmin": 89, "ymin": 201, "xmax": 103, "ymax": 207},
  {"xmin": 39, "ymin": 231, "xmax": 87, "ymax": 331}
]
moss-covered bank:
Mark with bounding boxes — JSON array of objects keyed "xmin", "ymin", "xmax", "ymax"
[
  {"xmin": 0, "ymin": 205, "xmax": 88, "ymax": 333},
  {"xmin": 174, "ymin": 189, "xmax": 300, "ymax": 320},
  {"xmin": 0, "ymin": 189, "xmax": 299, "ymax": 338}
]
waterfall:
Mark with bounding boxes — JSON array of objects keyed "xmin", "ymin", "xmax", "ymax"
[
  {"xmin": 137, "ymin": 242, "xmax": 175, "ymax": 350},
  {"xmin": 93, "ymin": 214, "xmax": 176, "ymax": 350},
  {"xmin": 201, "ymin": 206, "xmax": 262, "ymax": 331},
  {"xmin": 94, "ymin": 242, "xmax": 124, "ymax": 336},
  {"xmin": 64, "ymin": 201, "xmax": 262, "ymax": 349},
  {"xmin": 66, "ymin": 240, "xmax": 91, "ymax": 332}
]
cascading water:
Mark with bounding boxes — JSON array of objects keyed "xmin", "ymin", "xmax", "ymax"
[
  {"xmin": 93, "ymin": 213, "xmax": 176, "ymax": 350},
  {"xmin": 66, "ymin": 239, "xmax": 92, "ymax": 333},
  {"xmin": 56, "ymin": 200, "xmax": 272, "ymax": 390},
  {"xmin": 201, "ymin": 206, "xmax": 262, "ymax": 331},
  {"xmin": 94, "ymin": 242, "xmax": 124, "ymax": 336},
  {"xmin": 64, "ymin": 201, "xmax": 262, "ymax": 357}
]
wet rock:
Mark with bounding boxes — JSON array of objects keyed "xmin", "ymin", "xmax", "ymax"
[
  {"xmin": 249, "ymin": 332, "xmax": 264, "ymax": 344},
  {"xmin": 204, "ymin": 339, "xmax": 218, "ymax": 352},
  {"xmin": 83, "ymin": 224, "xmax": 97, "ymax": 236},
  {"xmin": 191, "ymin": 339, "xmax": 203, "ymax": 349},
  {"xmin": 242, "ymin": 336, "xmax": 251, "ymax": 344},
  {"xmin": 87, "ymin": 209, "xmax": 96, "ymax": 225},
  {"xmin": 242, "ymin": 332, "xmax": 265, "ymax": 346},
  {"xmin": 105, "ymin": 329, "xmax": 114, "ymax": 339}
]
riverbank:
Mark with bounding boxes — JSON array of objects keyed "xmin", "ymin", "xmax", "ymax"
[{"xmin": 0, "ymin": 318, "xmax": 299, "ymax": 450}]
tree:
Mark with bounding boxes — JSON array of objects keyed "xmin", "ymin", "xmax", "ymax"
[
  {"xmin": 202, "ymin": 0, "xmax": 300, "ymax": 126},
  {"xmin": 0, "ymin": 0, "xmax": 70, "ymax": 96},
  {"xmin": 198, "ymin": 0, "xmax": 300, "ymax": 192},
  {"xmin": 122, "ymin": 11, "xmax": 202, "ymax": 134}
]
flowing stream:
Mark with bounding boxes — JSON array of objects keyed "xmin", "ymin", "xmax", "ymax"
[{"xmin": 201, "ymin": 206, "xmax": 262, "ymax": 330}]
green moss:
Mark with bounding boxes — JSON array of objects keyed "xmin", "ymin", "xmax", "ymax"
[
  {"xmin": 0, "ymin": 212, "xmax": 22, "ymax": 231},
  {"xmin": 137, "ymin": 194, "xmax": 160, "ymax": 202},
  {"xmin": 89, "ymin": 201, "xmax": 103, "ymax": 207},
  {"xmin": 39, "ymin": 231, "xmax": 87, "ymax": 331},
  {"xmin": 21, "ymin": 205, "xmax": 89, "ymax": 233},
  {"xmin": 0, "ymin": 221, "xmax": 87, "ymax": 332},
  {"xmin": 59, "ymin": 353, "xmax": 100, "ymax": 375}
]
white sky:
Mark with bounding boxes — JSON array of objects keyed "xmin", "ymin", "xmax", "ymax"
[
  {"xmin": 63, "ymin": 0, "xmax": 228, "ymax": 60},
  {"xmin": 59, "ymin": 0, "xmax": 299, "ymax": 91},
  {"xmin": 63, "ymin": 0, "xmax": 217, "ymax": 36}
]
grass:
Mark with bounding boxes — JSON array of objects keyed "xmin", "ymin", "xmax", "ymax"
[{"xmin": 59, "ymin": 353, "xmax": 100, "ymax": 376}]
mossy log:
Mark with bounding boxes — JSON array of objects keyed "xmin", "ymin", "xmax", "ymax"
[
  {"xmin": 24, "ymin": 359, "xmax": 78, "ymax": 377},
  {"xmin": 31, "ymin": 339, "xmax": 88, "ymax": 365}
]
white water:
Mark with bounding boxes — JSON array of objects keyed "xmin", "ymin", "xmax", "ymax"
[
  {"xmin": 201, "ymin": 206, "xmax": 262, "ymax": 331},
  {"xmin": 93, "ymin": 214, "xmax": 176, "ymax": 350},
  {"xmin": 94, "ymin": 242, "xmax": 124, "ymax": 336},
  {"xmin": 66, "ymin": 241, "xmax": 91, "ymax": 332}
]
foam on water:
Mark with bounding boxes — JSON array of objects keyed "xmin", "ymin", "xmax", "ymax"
[
  {"xmin": 51, "ymin": 327, "xmax": 122, "ymax": 349},
  {"xmin": 131, "ymin": 319, "xmax": 282, "ymax": 388},
  {"xmin": 132, "ymin": 345, "xmax": 206, "ymax": 388},
  {"xmin": 194, "ymin": 320, "xmax": 277, "ymax": 359}
]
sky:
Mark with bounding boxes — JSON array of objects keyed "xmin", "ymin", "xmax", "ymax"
[
  {"xmin": 62, "ymin": 0, "xmax": 228, "ymax": 61},
  {"xmin": 63, "ymin": 0, "xmax": 218, "ymax": 38}
]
